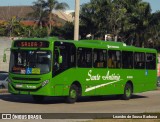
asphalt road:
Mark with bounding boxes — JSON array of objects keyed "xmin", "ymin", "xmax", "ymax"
[{"xmin": 0, "ymin": 88, "xmax": 160, "ymax": 114}]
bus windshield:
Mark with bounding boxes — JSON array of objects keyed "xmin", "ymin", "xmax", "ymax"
[{"xmin": 10, "ymin": 50, "xmax": 51, "ymax": 74}]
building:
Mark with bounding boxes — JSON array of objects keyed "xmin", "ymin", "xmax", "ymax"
[{"xmin": 0, "ymin": 6, "xmax": 74, "ymax": 26}]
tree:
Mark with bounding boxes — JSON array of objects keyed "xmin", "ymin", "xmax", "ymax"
[
  {"xmin": 30, "ymin": 0, "xmax": 69, "ymax": 36},
  {"xmin": 29, "ymin": 0, "xmax": 47, "ymax": 28},
  {"xmin": 146, "ymin": 11, "xmax": 160, "ymax": 48},
  {"xmin": 80, "ymin": 3, "xmax": 97, "ymax": 39},
  {"xmin": 45, "ymin": 0, "xmax": 69, "ymax": 35},
  {"xmin": 51, "ymin": 22, "xmax": 74, "ymax": 40},
  {"xmin": 0, "ymin": 22, "xmax": 6, "ymax": 36},
  {"xmin": 131, "ymin": 1, "xmax": 151, "ymax": 47},
  {"xmin": 108, "ymin": 0, "xmax": 127, "ymax": 41},
  {"xmin": 80, "ymin": 0, "xmax": 114, "ymax": 39},
  {"xmin": 80, "ymin": 0, "xmax": 158, "ymax": 48},
  {"xmin": 4, "ymin": 16, "xmax": 25, "ymax": 37},
  {"xmin": 113, "ymin": 0, "xmax": 152, "ymax": 46},
  {"xmin": 80, "ymin": 0, "xmax": 127, "ymax": 39}
]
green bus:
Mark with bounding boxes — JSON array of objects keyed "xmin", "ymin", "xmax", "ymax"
[{"xmin": 8, "ymin": 37, "xmax": 157, "ymax": 103}]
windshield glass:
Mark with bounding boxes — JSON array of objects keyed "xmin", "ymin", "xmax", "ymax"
[{"xmin": 10, "ymin": 50, "xmax": 51, "ymax": 74}]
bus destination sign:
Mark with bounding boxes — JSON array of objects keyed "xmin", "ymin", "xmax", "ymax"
[{"xmin": 14, "ymin": 41, "xmax": 49, "ymax": 48}]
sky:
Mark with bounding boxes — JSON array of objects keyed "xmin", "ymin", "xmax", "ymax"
[{"xmin": 0, "ymin": 0, "xmax": 160, "ymax": 13}]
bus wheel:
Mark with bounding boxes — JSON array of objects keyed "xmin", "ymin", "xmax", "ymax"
[
  {"xmin": 122, "ymin": 83, "xmax": 132, "ymax": 100},
  {"xmin": 32, "ymin": 95, "xmax": 45, "ymax": 103},
  {"xmin": 66, "ymin": 85, "xmax": 78, "ymax": 103}
]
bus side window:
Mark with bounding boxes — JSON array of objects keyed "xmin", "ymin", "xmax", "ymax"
[
  {"xmin": 77, "ymin": 48, "xmax": 92, "ymax": 68},
  {"xmin": 122, "ymin": 51, "xmax": 133, "ymax": 69},
  {"xmin": 93, "ymin": 49, "xmax": 107, "ymax": 68},
  {"xmin": 146, "ymin": 53, "xmax": 156, "ymax": 70},
  {"xmin": 68, "ymin": 46, "xmax": 76, "ymax": 68},
  {"xmin": 108, "ymin": 50, "xmax": 121, "ymax": 68},
  {"xmin": 134, "ymin": 52, "xmax": 145, "ymax": 69}
]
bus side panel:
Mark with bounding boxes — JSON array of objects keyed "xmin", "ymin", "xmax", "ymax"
[
  {"xmin": 51, "ymin": 68, "xmax": 157, "ymax": 97},
  {"xmin": 78, "ymin": 69, "xmax": 126, "ymax": 96},
  {"xmin": 54, "ymin": 84, "xmax": 65, "ymax": 96},
  {"xmin": 131, "ymin": 70, "xmax": 157, "ymax": 93},
  {"xmin": 144, "ymin": 70, "xmax": 157, "ymax": 91},
  {"xmin": 147, "ymin": 70, "xmax": 157, "ymax": 90}
]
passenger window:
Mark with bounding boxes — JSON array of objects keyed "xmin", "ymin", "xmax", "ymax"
[
  {"xmin": 134, "ymin": 52, "xmax": 145, "ymax": 69},
  {"xmin": 122, "ymin": 51, "xmax": 133, "ymax": 69},
  {"xmin": 69, "ymin": 46, "xmax": 76, "ymax": 67},
  {"xmin": 146, "ymin": 53, "xmax": 156, "ymax": 70},
  {"xmin": 108, "ymin": 50, "xmax": 121, "ymax": 68},
  {"xmin": 77, "ymin": 48, "xmax": 92, "ymax": 68},
  {"xmin": 93, "ymin": 49, "xmax": 107, "ymax": 68}
]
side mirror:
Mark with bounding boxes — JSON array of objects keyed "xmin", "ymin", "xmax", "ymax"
[
  {"xmin": 3, "ymin": 48, "xmax": 10, "ymax": 62},
  {"xmin": 3, "ymin": 53, "xmax": 6, "ymax": 62},
  {"xmin": 58, "ymin": 55, "xmax": 62, "ymax": 64}
]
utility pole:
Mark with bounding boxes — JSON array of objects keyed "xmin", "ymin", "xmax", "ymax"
[{"xmin": 74, "ymin": 0, "xmax": 80, "ymax": 41}]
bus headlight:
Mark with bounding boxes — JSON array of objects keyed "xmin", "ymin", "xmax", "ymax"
[{"xmin": 42, "ymin": 80, "xmax": 49, "ymax": 87}]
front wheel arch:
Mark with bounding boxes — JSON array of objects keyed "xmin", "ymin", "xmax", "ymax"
[
  {"xmin": 65, "ymin": 81, "xmax": 82, "ymax": 103},
  {"xmin": 66, "ymin": 84, "xmax": 78, "ymax": 103},
  {"xmin": 71, "ymin": 81, "xmax": 82, "ymax": 96}
]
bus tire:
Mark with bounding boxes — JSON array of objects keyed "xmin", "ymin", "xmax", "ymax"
[
  {"xmin": 32, "ymin": 95, "xmax": 45, "ymax": 103},
  {"xmin": 66, "ymin": 84, "xmax": 78, "ymax": 103},
  {"xmin": 122, "ymin": 83, "xmax": 132, "ymax": 100}
]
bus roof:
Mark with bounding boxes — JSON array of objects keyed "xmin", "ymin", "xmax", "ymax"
[{"xmin": 13, "ymin": 37, "xmax": 157, "ymax": 53}]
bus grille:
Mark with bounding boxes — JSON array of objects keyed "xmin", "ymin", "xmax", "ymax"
[{"xmin": 12, "ymin": 77, "xmax": 41, "ymax": 81}]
